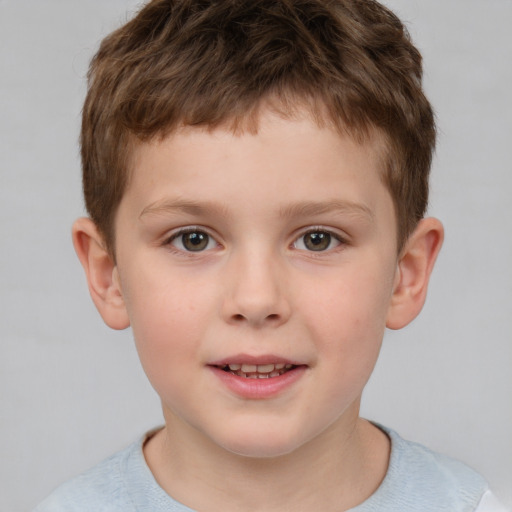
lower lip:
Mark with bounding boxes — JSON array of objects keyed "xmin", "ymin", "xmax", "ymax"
[{"xmin": 209, "ymin": 366, "xmax": 307, "ymax": 399}]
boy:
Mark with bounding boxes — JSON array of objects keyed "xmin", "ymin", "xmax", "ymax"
[{"xmin": 35, "ymin": 0, "xmax": 507, "ymax": 510}]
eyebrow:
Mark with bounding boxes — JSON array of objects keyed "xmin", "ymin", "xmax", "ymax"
[
  {"xmin": 139, "ymin": 198, "xmax": 232, "ymax": 220},
  {"xmin": 278, "ymin": 199, "xmax": 374, "ymax": 222},
  {"xmin": 139, "ymin": 198, "xmax": 374, "ymax": 222}
]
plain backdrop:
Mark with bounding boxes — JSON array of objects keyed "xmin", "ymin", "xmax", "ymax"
[{"xmin": 1, "ymin": 1, "xmax": 511, "ymax": 510}]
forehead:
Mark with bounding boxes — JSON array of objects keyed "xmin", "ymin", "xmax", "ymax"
[
  {"xmin": 122, "ymin": 109, "xmax": 392, "ymax": 224},
  {"xmin": 128, "ymin": 96, "xmax": 387, "ymax": 173}
]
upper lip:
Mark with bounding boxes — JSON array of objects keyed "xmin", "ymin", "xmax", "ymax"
[{"xmin": 208, "ymin": 353, "xmax": 302, "ymax": 367}]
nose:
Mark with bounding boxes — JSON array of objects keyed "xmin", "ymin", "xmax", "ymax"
[{"xmin": 221, "ymin": 248, "xmax": 291, "ymax": 328}]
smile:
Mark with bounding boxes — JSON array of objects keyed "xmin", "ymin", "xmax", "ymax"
[
  {"xmin": 218, "ymin": 363, "xmax": 295, "ymax": 379},
  {"xmin": 209, "ymin": 359, "xmax": 307, "ymax": 399}
]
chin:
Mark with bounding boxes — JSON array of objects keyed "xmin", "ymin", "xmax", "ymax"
[
  {"xmin": 213, "ymin": 425, "xmax": 311, "ymax": 459},
  {"xmin": 225, "ymin": 441, "xmax": 300, "ymax": 459}
]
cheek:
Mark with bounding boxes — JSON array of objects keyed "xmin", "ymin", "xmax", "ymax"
[
  {"xmin": 299, "ymin": 260, "xmax": 395, "ymax": 365},
  {"xmin": 120, "ymin": 270, "xmax": 214, "ymax": 381},
  {"xmin": 303, "ymin": 284, "xmax": 387, "ymax": 410}
]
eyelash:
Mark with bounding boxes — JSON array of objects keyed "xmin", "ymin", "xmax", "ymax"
[
  {"xmin": 292, "ymin": 228, "xmax": 346, "ymax": 253},
  {"xmin": 164, "ymin": 227, "xmax": 219, "ymax": 255},
  {"xmin": 163, "ymin": 226, "xmax": 347, "ymax": 254}
]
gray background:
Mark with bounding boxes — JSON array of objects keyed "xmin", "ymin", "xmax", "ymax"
[{"xmin": 1, "ymin": 1, "xmax": 511, "ymax": 510}]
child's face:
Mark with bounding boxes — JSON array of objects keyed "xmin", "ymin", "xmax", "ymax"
[{"xmin": 113, "ymin": 110, "xmax": 399, "ymax": 457}]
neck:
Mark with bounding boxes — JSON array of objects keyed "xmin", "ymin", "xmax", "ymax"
[{"xmin": 144, "ymin": 412, "xmax": 390, "ymax": 512}]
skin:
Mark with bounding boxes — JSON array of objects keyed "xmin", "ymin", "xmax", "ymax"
[{"xmin": 73, "ymin": 109, "xmax": 443, "ymax": 511}]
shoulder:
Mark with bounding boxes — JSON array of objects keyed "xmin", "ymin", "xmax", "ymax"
[
  {"xmin": 388, "ymin": 427, "xmax": 487, "ymax": 495},
  {"xmin": 355, "ymin": 425, "xmax": 491, "ymax": 512},
  {"xmin": 33, "ymin": 430, "xmax": 190, "ymax": 512},
  {"xmin": 33, "ymin": 440, "xmax": 140, "ymax": 512}
]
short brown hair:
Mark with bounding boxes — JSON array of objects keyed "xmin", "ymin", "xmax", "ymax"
[{"xmin": 81, "ymin": 0, "xmax": 435, "ymax": 253}]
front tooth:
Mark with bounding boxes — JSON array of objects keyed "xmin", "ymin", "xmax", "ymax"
[
  {"xmin": 228, "ymin": 364, "xmax": 241, "ymax": 371},
  {"xmin": 256, "ymin": 364, "xmax": 275, "ymax": 373},
  {"xmin": 241, "ymin": 364, "xmax": 257, "ymax": 373},
  {"xmin": 275, "ymin": 363, "xmax": 285, "ymax": 370}
]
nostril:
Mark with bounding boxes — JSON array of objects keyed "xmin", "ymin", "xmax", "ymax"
[{"xmin": 230, "ymin": 312, "xmax": 281, "ymax": 323}]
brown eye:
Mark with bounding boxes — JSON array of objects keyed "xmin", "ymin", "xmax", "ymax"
[
  {"xmin": 303, "ymin": 232, "xmax": 331, "ymax": 251},
  {"xmin": 170, "ymin": 230, "xmax": 215, "ymax": 252},
  {"xmin": 182, "ymin": 232, "xmax": 209, "ymax": 251},
  {"xmin": 294, "ymin": 230, "xmax": 341, "ymax": 252}
]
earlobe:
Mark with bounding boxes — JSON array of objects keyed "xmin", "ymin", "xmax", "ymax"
[
  {"xmin": 386, "ymin": 217, "xmax": 444, "ymax": 330},
  {"xmin": 72, "ymin": 217, "xmax": 130, "ymax": 330}
]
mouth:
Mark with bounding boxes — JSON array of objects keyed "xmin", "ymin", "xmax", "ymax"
[
  {"xmin": 209, "ymin": 358, "xmax": 307, "ymax": 398},
  {"xmin": 216, "ymin": 363, "xmax": 297, "ymax": 379}
]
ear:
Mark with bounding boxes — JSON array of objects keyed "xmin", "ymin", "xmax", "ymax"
[
  {"xmin": 386, "ymin": 217, "xmax": 444, "ymax": 330},
  {"xmin": 72, "ymin": 217, "xmax": 130, "ymax": 330}
]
